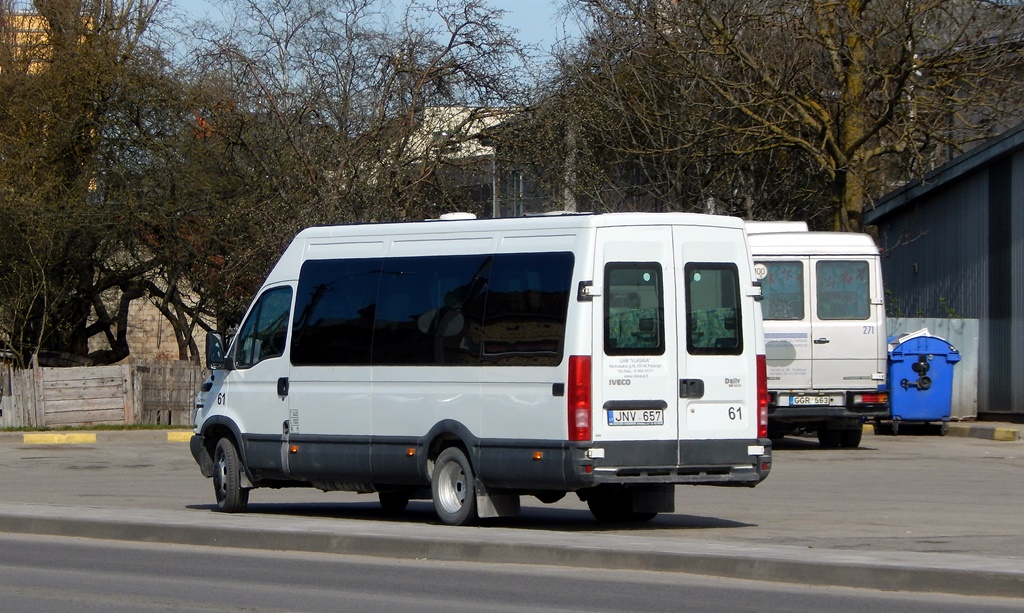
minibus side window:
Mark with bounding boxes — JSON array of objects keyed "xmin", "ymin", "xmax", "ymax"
[
  {"xmin": 481, "ymin": 252, "xmax": 573, "ymax": 365},
  {"xmin": 604, "ymin": 263, "xmax": 665, "ymax": 356},
  {"xmin": 758, "ymin": 260, "xmax": 804, "ymax": 320},
  {"xmin": 816, "ymin": 260, "xmax": 870, "ymax": 320},
  {"xmin": 372, "ymin": 254, "xmax": 490, "ymax": 365},
  {"xmin": 291, "ymin": 253, "xmax": 573, "ymax": 367},
  {"xmin": 291, "ymin": 259, "xmax": 382, "ymax": 365},
  {"xmin": 686, "ymin": 263, "xmax": 742, "ymax": 355},
  {"xmin": 234, "ymin": 286, "xmax": 293, "ymax": 369}
]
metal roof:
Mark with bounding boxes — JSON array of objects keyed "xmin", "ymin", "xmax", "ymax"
[{"xmin": 864, "ymin": 122, "xmax": 1024, "ymax": 225}]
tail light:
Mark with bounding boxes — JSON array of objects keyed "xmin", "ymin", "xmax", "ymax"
[
  {"xmin": 853, "ymin": 392, "xmax": 888, "ymax": 405},
  {"xmin": 567, "ymin": 355, "xmax": 592, "ymax": 441},
  {"xmin": 756, "ymin": 354, "xmax": 768, "ymax": 439}
]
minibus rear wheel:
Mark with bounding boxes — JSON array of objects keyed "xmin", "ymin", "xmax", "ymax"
[
  {"xmin": 840, "ymin": 428, "xmax": 863, "ymax": 448},
  {"xmin": 431, "ymin": 447, "xmax": 478, "ymax": 526}
]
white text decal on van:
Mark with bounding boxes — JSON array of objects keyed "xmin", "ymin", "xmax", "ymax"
[{"xmin": 608, "ymin": 357, "xmax": 664, "ymax": 380}]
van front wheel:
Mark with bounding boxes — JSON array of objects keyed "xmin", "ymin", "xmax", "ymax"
[
  {"xmin": 213, "ymin": 438, "xmax": 249, "ymax": 513},
  {"xmin": 431, "ymin": 447, "xmax": 477, "ymax": 526}
]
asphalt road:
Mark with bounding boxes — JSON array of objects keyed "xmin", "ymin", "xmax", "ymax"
[
  {"xmin": 3, "ymin": 533, "xmax": 1023, "ymax": 613},
  {"xmin": 0, "ymin": 428, "xmax": 1022, "ymax": 597}
]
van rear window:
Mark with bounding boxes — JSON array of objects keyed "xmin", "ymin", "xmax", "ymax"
[
  {"xmin": 816, "ymin": 260, "xmax": 870, "ymax": 320},
  {"xmin": 757, "ymin": 260, "xmax": 804, "ymax": 320},
  {"xmin": 604, "ymin": 264, "xmax": 665, "ymax": 356},
  {"xmin": 686, "ymin": 264, "xmax": 743, "ymax": 355}
]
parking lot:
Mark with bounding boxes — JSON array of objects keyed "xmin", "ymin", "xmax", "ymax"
[{"xmin": 0, "ymin": 428, "xmax": 1021, "ymax": 558}]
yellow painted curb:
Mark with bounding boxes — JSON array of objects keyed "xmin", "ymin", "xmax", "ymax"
[
  {"xmin": 991, "ymin": 428, "xmax": 1020, "ymax": 442},
  {"xmin": 23, "ymin": 433, "xmax": 97, "ymax": 445},
  {"xmin": 167, "ymin": 431, "xmax": 192, "ymax": 443}
]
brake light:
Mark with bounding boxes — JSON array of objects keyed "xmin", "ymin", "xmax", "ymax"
[
  {"xmin": 854, "ymin": 392, "xmax": 888, "ymax": 404},
  {"xmin": 567, "ymin": 355, "xmax": 592, "ymax": 441},
  {"xmin": 756, "ymin": 354, "xmax": 768, "ymax": 439}
]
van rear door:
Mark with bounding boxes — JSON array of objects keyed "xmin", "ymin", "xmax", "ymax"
[
  {"xmin": 592, "ymin": 226, "xmax": 678, "ymax": 464},
  {"xmin": 675, "ymin": 227, "xmax": 756, "ymax": 442},
  {"xmin": 756, "ymin": 257, "xmax": 814, "ymax": 391},
  {"xmin": 810, "ymin": 256, "xmax": 884, "ymax": 390},
  {"xmin": 592, "ymin": 224, "xmax": 756, "ymax": 467}
]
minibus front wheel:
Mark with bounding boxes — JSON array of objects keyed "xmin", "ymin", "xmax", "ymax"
[{"xmin": 213, "ymin": 438, "xmax": 249, "ymax": 513}]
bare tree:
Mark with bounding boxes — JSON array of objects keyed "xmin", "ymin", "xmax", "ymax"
[
  {"xmin": 556, "ymin": 0, "xmax": 1024, "ymax": 230},
  {"xmin": 0, "ymin": 0, "xmax": 185, "ymax": 365},
  {"xmin": 179, "ymin": 0, "xmax": 530, "ymax": 325}
]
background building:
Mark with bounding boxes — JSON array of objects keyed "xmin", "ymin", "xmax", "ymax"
[{"xmin": 864, "ymin": 123, "xmax": 1024, "ymax": 422}]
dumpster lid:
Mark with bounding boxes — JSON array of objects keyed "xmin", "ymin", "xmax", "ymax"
[
  {"xmin": 888, "ymin": 328, "xmax": 931, "ymax": 352},
  {"xmin": 889, "ymin": 331, "xmax": 961, "ymax": 361}
]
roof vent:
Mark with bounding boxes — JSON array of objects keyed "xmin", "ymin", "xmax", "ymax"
[{"xmin": 437, "ymin": 212, "xmax": 477, "ymax": 221}]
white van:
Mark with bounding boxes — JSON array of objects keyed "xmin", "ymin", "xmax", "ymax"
[
  {"xmin": 746, "ymin": 223, "xmax": 889, "ymax": 448},
  {"xmin": 190, "ymin": 213, "xmax": 771, "ymax": 525}
]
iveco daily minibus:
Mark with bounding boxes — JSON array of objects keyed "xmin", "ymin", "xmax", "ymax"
[{"xmin": 191, "ymin": 212, "xmax": 772, "ymax": 525}]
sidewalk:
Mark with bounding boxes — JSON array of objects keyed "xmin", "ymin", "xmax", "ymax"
[
  {"xmin": 1, "ymin": 500, "xmax": 1022, "ymax": 598},
  {"xmin": 1, "ymin": 421, "xmax": 1019, "ymax": 444}
]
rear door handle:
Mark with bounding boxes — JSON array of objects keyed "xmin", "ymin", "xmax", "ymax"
[
  {"xmin": 813, "ymin": 338, "xmax": 830, "ymax": 344},
  {"xmin": 679, "ymin": 379, "xmax": 705, "ymax": 399}
]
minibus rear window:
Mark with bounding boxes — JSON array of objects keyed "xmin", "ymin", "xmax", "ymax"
[
  {"xmin": 686, "ymin": 263, "xmax": 742, "ymax": 355},
  {"xmin": 604, "ymin": 263, "xmax": 665, "ymax": 356}
]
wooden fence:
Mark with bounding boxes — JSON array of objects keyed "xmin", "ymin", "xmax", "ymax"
[{"xmin": 0, "ymin": 359, "xmax": 205, "ymax": 429}]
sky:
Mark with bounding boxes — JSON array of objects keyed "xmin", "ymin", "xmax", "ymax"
[
  {"xmin": 494, "ymin": 0, "xmax": 577, "ymax": 48},
  {"xmin": 173, "ymin": 0, "xmax": 578, "ymax": 49}
]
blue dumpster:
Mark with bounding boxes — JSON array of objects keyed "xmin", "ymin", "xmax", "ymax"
[{"xmin": 888, "ymin": 334, "xmax": 961, "ymax": 432}]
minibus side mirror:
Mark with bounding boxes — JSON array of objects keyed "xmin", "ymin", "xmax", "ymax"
[{"xmin": 206, "ymin": 331, "xmax": 234, "ymax": 370}]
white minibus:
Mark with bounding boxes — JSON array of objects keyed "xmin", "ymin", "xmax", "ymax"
[
  {"xmin": 746, "ymin": 223, "xmax": 889, "ymax": 448},
  {"xmin": 191, "ymin": 212, "xmax": 771, "ymax": 525}
]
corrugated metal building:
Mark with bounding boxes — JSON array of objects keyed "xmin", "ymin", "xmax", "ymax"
[{"xmin": 864, "ymin": 123, "xmax": 1024, "ymax": 422}]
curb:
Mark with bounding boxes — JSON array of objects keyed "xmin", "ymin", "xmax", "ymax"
[
  {"xmin": 946, "ymin": 424, "xmax": 1021, "ymax": 441},
  {"xmin": 4, "ymin": 424, "xmax": 1020, "ymax": 444},
  {"xmin": 0, "ymin": 502, "xmax": 1022, "ymax": 599},
  {"xmin": 0, "ymin": 431, "xmax": 193, "ymax": 444},
  {"xmin": 22, "ymin": 432, "xmax": 97, "ymax": 445},
  {"xmin": 865, "ymin": 421, "xmax": 1021, "ymax": 441}
]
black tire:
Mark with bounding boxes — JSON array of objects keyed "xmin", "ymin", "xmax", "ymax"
[
  {"xmin": 840, "ymin": 427, "xmax": 863, "ymax": 448},
  {"xmin": 817, "ymin": 427, "xmax": 843, "ymax": 449},
  {"xmin": 431, "ymin": 447, "xmax": 477, "ymax": 526},
  {"xmin": 378, "ymin": 491, "xmax": 411, "ymax": 513},
  {"xmin": 213, "ymin": 438, "xmax": 249, "ymax": 513},
  {"xmin": 586, "ymin": 488, "xmax": 657, "ymax": 523}
]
